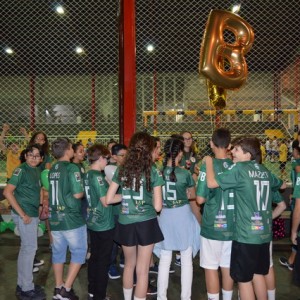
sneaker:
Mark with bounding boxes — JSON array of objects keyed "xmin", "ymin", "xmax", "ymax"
[
  {"xmin": 174, "ymin": 257, "xmax": 181, "ymax": 267},
  {"xmin": 33, "ymin": 266, "xmax": 39, "ymax": 273},
  {"xmin": 56, "ymin": 286, "xmax": 79, "ymax": 300},
  {"xmin": 33, "ymin": 258, "xmax": 45, "ymax": 267},
  {"xmin": 169, "ymin": 264, "xmax": 175, "ymax": 274},
  {"xmin": 53, "ymin": 287, "xmax": 61, "ymax": 300},
  {"xmin": 149, "ymin": 262, "xmax": 159, "ymax": 274},
  {"xmin": 19, "ymin": 288, "xmax": 46, "ymax": 300},
  {"xmin": 108, "ymin": 265, "xmax": 121, "ymax": 279},
  {"xmin": 16, "ymin": 285, "xmax": 43, "ymax": 297},
  {"xmin": 146, "ymin": 283, "xmax": 157, "ymax": 295},
  {"xmin": 279, "ymin": 256, "xmax": 294, "ymax": 271},
  {"xmin": 119, "ymin": 259, "xmax": 125, "ymax": 268}
]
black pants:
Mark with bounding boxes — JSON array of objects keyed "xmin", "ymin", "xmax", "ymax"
[{"xmin": 88, "ymin": 228, "xmax": 114, "ymax": 300}]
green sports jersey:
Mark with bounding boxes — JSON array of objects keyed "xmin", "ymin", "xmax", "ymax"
[
  {"xmin": 291, "ymin": 158, "xmax": 300, "ymax": 187},
  {"xmin": 163, "ymin": 166, "xmax": 194, "ymax": 208},
  {"xmin": 40, "ymin": 153, "xmax": 52, "ymax": 171},
  {"xmin": 84, "ymin": 170, "xmax": 114, "ymax": 231},
  {"xmin": 292, "ymin": 174, "xmax": 300, "ymax": 237},
  {"xmin": 48, "ymin": 161, "xmax": 85, "ymax": 231},
  {"xmin": 196, "ymin": 158, "xmax": 234, "ymax": 241},
  {"xmin": 112, "ymin": 165, "xmax": 164, "ymax": 224},
  {"xmin": 9, "ymin": 163, "xmax": 41, "ymax": 217},
  {"xmin": 216, "ymin": 160, "xmax": 283, "ymax": 244},
  {"xmin": 179, "ymin": 151, "xmax": 198, "ymax": 174}
]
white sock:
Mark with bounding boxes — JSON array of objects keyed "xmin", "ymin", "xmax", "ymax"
[
  {"xmin": 133, "ymin": 297, "xmax": 146, "ymax": 300},
  {"xmin": 267, "ymin": 289, "xmax": 276, "ymax": 300},
  {"xmin": 222, "ymin": 289, "xmax": 233, "ymax": 300},
  {"xmin": 207, "ymin": 292, "xmax": 219, "ymax": 300},
  {"xmin": 123, "ymin": 288, "xmax": 133, "ymax": 300}
]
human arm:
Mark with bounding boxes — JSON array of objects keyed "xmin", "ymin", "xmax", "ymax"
[
  {"xmin": 106, "ymin": 181, "xmax": 121, "ymax": 205},
  {"xmin": 20, "ymin": 127, "xmax": 30, "ymax": 143},
  {"xmin": 187, "ymin": 186, "xmax": 196, "ymax": 199},
  {"xmin": 291, "ymin": 198, "xmax": 300, "ymax": 245},
  {"xmin": 0, "ymin": 123, "xmax": 10, "ymax": 153},
  {"xmin": 204, "ymin": 156, "xmax": 219, "ymax": 188},
  {"xmin": 153, "ymin": 185, "xmax": 163, "ymax": 212},
  {"xmin": 189, "ymin": 199, "xmax": 202, "ymax": 224},
  {"xmin": 272, "ymin": 201, "xmax": 286, "ymax": 219},
  {"xmin": 3, "ymin": 184, "xmax": 32, "ymax": 224}
]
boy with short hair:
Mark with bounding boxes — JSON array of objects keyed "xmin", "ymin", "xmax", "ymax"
[
  {"xmin": 205, "ymin": 136, "xmax": 285, "ymax": 300},
  {"xmin": 49, "ymin": 137, "xmax": 87, "ymax": 300},
  {"xmin": 196, "ymin": 128, "xmax": 234, "ymax": 300}
]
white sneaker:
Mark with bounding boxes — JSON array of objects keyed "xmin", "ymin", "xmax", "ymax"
[{"xmin": 33, "ymin": 266, "xmax": 39, "ymax": 273}]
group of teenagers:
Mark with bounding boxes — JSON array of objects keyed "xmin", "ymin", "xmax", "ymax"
[{"xmin": 3, "ymin": 126, "xmax": 300, "ymax": 300}]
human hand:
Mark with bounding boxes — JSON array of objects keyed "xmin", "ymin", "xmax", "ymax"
[
  {"xmin": 22, "ymin": 214, "xmax": 32, "ymax": 224},
  {"xmin": 20, "ymin": 127, "xmax": 27, "ymax": 135},
  {"xmin": 3, "ymin": 123, "xmax": 10, "ymax": 133}
]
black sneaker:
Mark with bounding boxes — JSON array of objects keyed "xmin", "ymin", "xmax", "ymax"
[
  {"xmin": 146, "ymin": 283, "xmax": 157, "ymax": 295},
  {"xmin": 56, "ymin": 286, "xmax": 79, "ymax": 300},
  {"xmin": 19, "ymin": 288, "xmax": 46, "ymax": 300},
  {"xmin": 149, "ymin": 262, "xmax": 159, "ymax": 274},
  {"xmin": 53, "ymin": 287, "xmax": 61, "ymax": 300},
  {"xmin": 16, "ymin": 285, "xmax": 44, "ymax": 297},
  {"xmin": 279, "ymin": 256, "xmax": 294, "ymax": 271},
  {"xmin": 33, "ymin": 258, "xmax": 45, "ymax": 267},
  {"xmin": 169, "ymin": 264, "xmax": 175, "ymax": 274}
]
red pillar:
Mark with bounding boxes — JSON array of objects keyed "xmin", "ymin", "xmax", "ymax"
[
  {"xmin": 119, "ymin": 0, "xmax": 136, "ymax": 145},
  {"xmin": 29, "ymin": 74, "xmax": 35, "ymax": 131}
]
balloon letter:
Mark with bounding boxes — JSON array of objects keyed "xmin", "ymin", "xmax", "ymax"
[{"xmin": 199, "ymin": 9, "xmax": 254, "ymax": 89}]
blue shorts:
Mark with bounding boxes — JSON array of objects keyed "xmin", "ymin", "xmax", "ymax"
[{"xmin": 51, "ymin": 225, "xmax": 87, "ymax": 264}]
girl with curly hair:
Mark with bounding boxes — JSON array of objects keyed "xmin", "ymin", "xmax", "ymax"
[{"xmin": 106, "ymin": 132, "xmax": 164, "ymax": 300}]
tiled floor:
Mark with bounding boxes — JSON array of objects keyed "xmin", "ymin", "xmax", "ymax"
[{"xmin": 0, "ymin": 231, "xmax": 300, "ymax": 300}]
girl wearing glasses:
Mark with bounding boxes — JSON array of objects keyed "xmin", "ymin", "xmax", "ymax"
[
  {"xmin": 106, "ymin": 132, "xmax": 164, "ymax": 300},
  {"xmin": 3, "ymin": 145, "xmax": 46, "ymax": 299}
]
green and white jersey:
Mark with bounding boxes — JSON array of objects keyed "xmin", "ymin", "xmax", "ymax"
[
  {"xmin": 162, "ymin": 166, "xmax": 194, "ymax": 208},
  {"xmin": 179, "ymin": 151, "xmax": 198, "ymax": 174},
  {"xmin": 112, "ymin": 165, "xmax": 164, "ymax": 225},
  {"xmin": 40, "ymin": 153, "xmax": 52, "ymax": 171},
  {"xmin": 84, "ymin": 170, "xmax": 114, "ymax": 231},
  {"xmin": 291, "ymin": 158, "xmax": 300, "ymax": 187},
  {"xmin": 216, "ymin": 160, "xmax": 283, "ymax": 244},
  {"xmin": 292, "ymin": 174, "xmax": 300, "ymax": 237},
  {"xmin": 49, "ymin": 161, "xmax": 85, "ymax": 231},
  {"xmin": 9, "ymin": 163, "xmax": 41, "ymax": 217},
  {"xmin": 196, "ymin": 158, "xmax": 234, "ymax": 241}
]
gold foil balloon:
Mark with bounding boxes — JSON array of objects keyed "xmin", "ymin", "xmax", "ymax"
[
  {"xmin": 207, "ymin": 80, "xmax": 227, "ymax": 109},
  {"xmin": 199, "ymin": 9, "xmax": 254, "ymax": 89}
]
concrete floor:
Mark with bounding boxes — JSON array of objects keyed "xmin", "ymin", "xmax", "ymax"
[{"xmin": 0, "ymin": 231, "xmax": 300, "ymax": 300}]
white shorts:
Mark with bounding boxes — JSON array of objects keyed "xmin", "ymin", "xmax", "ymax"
[{"xmin": 200, "ymin": 236, "xmax": 232, "ymax": 269}]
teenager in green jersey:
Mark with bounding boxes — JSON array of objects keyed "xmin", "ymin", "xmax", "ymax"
[
  {"xmin": 106, "ymin": 132, "xmax": 164, "ymax": 300},
  {"xmin": 280, "ymin": 144, "xmax": 300, "ymax": 271},
  {"xmin": 85, "ymin": 144, "xmax": 118, "ymax": 300},
  {"xmin": 4, "ymin": 144, "xmax": 46, "ymax": 300},
  {"xmin": 205, "ymin": 136, "xmax": 285, "ymax": 300},
  {"xmin": 291, "ymin": 169, "xmax": 300, "ymax": 287},
  {"xmin": 155, "ymin": 137, "xmax": 200, "ymax": 300},
  {"xmin": 49, "ymin": 137, "xmax": 87, "ymax": 300},
  {"xmin": 196, "ymin": 128, "xmax": 234, "ymax": 300}
]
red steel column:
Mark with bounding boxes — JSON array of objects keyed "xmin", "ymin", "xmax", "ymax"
[{"xmin": 119, "ymin": 0, "xmax": 136, "ymax": 145}]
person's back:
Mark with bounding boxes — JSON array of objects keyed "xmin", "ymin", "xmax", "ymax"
[
  {"xmin": 48, "ymin": 137, "xmax": 86, "ymax": 300},
  {"xmin": 204, "ymin": 136, "xmax": 285, "ymax": 300},
  {"xmin": 196, "ymin": 128, "xmax": 234, "ymax": 300}
]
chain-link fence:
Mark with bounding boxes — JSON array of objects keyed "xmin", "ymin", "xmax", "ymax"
[
  {"xmin": 0, "ymin": 0, "xmax": 299, "ymax": 182},
  {"xmin": 135, "ymin": 0, "xmax": 300, "ymax": 177}
]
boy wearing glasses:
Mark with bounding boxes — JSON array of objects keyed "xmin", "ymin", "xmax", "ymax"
[
  {"xmin": 49, "ymin": 137, "xmax": 87, "ymax": 300},
  {"xmin": 4, "ymin": 145, "xmax": 46, "ymax": 300}
]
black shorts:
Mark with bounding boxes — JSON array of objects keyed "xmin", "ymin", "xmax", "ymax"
[
  {"xmin": 230, "ymin": 241, "xmax": 270, "ymax": 282},
  {"xmin": 114, "ymin": 218, "xmax": 164, "ymax": 247}
]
